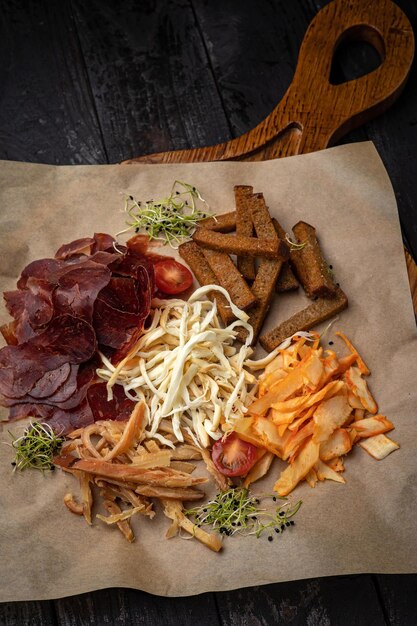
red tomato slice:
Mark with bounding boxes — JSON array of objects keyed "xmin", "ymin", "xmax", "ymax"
[
  {"xmin": 212, "ymin": 433, "xmax": 258, "ymax": 477},
  {"xmin": 154, "ymin": 259, "xmax": 193, "ymax": 295}
]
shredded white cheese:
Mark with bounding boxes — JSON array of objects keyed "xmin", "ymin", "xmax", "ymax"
[{"xmin": 97, "ymin": 286, "xmax": 257, "ymax": 448}]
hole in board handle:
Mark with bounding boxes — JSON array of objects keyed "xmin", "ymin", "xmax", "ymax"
[{"xmin": 329, "ymin": 25, "xmax": 384, "ymax": 85}]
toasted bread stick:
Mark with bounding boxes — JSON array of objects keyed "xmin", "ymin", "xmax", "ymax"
[
  {"xmin": 199, "ymin": 212, "xmax": 236, "ymax": 233},
  {"xmin": 237, "ymin": 193, "xmax": 284, "ymax": 345},
  {"xmin": 199, "ymin": 211, "xmax": 300, "ymax": 292},
  {"xmin": 272, "ymin": 218, "xmax": 299, "ymax": 292},
  {"xmin": 290, "ymin": 221, "xmax": 337, "ymax": 298},
  {"xmin": 192, "ymin": 228, "xmax": 290, "ymax": 261},
  {"xmin": 234, "ymin": 186, "xmax": 256, "ymax": 280},
  {"xmin": 259, "ymin": 288, "xmax": 348, "ymax": 352},
  {"xmin": 276, "ymin": 264, "xmax": 300, "ymax": 292},
  {"xmin": 201, "ymin": 248, "xmax": 257, "ymax": 312},
  {"xmin": 271, "ymin": 218, "xmax": 287, "ymax": 242},
  {"xmin": 178, "ymin": 242, "xmax": 235, "ymax": 325}
]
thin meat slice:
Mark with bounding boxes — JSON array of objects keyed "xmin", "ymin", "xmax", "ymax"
[
  {"xmin": 24, "ymin": 278, "xmax": 55, "ymax": 327},
  {"xmin": 5, "ymin": 278, "xmax": 56, "ymax": 343},
  {"xmin": 54, "ymin": 261, "xmax": 111, "ymax": 321},
  {"xmin": 3, "ymin": 291, "xmax": 36, "ymax": 343},
  {"xmin": 7, "ymin": 402, "xmax": 54, "ymax": 422},
  {"xmin": 0, "ymin": 347, "xmax": 62, "ymax": 399},
  {"xmin": 0, "ymin": 321, "xmax": 18, "ymax": 346},
  {"xmin": 126, "ymin": 234, "xmax": 165, "ymax": 263},
  {"xmin": 17, "ymin": 258, "xmax": 66, "ymax": 289},
  {"xmin": 28, "ymin": 363, "xmax": 72, "ymax": 399},
  {"xmin": 94, "ymin": 277, "xmax": 148, "ymax": 349},
  {"xmin": 87, "ymin": 382, "xmax": 135, "ymax": 422},
  {"xmin": 30, "ymin": 314, "xmax": 97, "ymax": 363},
  {"xmin": 4, "ymin": 358, "xmax": 97, "ymax": 411},
  {"xmin": 0, "ymin": 315, "xmax": 96, "ymax": 399},
  {"xmin": 5, "ymin": 278, "xmax": 54, "ymax": 328},
  {"xmin": 47, "ymin": 358, "xmax": 98, "ymax": 409},
  {"xmin": 94, "ymin": 301, "xmax": 143, "ymax": 350},
  {"xmin": 93, "ymin": 233, "xmax": 117, "ymax": 253},
  {"xmin": 23, "ymin": 360, "xmax": 95, "ymax": 409},
  {"xmin": 102, "ymin": 258, "xmax": 154, "ymax": 359},
  {"xmin": 110, "ymin": 248, "xmax": 155, "ymax": 288},
  {"xmin": 8, "ymin": 400, "xmax": 95, "ymax": 435},
  {"xmin": 1, "ymin": 362, "xmax": 76, "ymax": 406},
  {"xmin": 96, "ymin": 277, "xmax": 142, "ymax": 314},
  {"xmin": 47, "ymin": 400, "xmax": 95, "ymax": 433},
  {"xmin": 55, "ymin": 237, "xmax": 95, "ymax": 260},
  {"xmin": 89, "ymin": 251, "xmax": 122, "ymax": 266}
]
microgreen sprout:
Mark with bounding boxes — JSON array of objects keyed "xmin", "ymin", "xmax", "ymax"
[
  {"xmin": 119, "ymin": 180, "xmax": 211, "ymax": 247},
  {"xmin": 285, "ymin": 233, "xmax": 307, "ymax": 251},
  {"xmin": 186, "ymin": 487, "xmax": 301, "ymax": 539},
  {"xmin": 10, "ymin": 421, "xmax": 64, "ymax": 472}
]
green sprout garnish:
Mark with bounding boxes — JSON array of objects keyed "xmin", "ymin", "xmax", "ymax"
[
  {"xmin": 120, "ymin": 180, "xmax": 211, "ymax": 248},
  {"xmin": 10, "ymin": 421, "xmax": 64, "ymax": 472},
  {"xmin": 186, "ymin": 487, "xmax": 301, "ymax": 540},
  {"xmin": 285, "ymin": 233, "xmax": 307, "ymax": 251}
]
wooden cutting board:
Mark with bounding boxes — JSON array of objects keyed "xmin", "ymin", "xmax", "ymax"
[{"xmin": 127, "ymin": 0, "xmax": 417, "ymax": 316}]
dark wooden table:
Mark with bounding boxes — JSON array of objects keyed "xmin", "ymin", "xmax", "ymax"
[{"xmin": 1, "ymin": 1, "xmax": 416, "ymax": 624}]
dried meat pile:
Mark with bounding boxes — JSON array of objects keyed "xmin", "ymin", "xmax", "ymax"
[{"xmin": 0, "ymin": 233, "xmax": 156, "ymax": 433}]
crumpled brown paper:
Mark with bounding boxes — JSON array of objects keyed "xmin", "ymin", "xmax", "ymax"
[{"xmin": 0, "ymin": 142, "xmax": 416, "ymax": 602}]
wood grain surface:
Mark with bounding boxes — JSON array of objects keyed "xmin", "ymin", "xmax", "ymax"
[
  {"xmin": 127, "ymin": 0, "xmax": 414, "ymax": 163},
  {"xmin": 0, "ymin": 0, "xmax": 416, "ymax": 624}
]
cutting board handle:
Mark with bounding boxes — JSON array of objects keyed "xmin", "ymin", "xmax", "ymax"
[
  {"xmin": 290, "ymin": 0, "xmax": 415, "ymax": 154},
  {"xmin": 127, "ymin": 0, "xmax": 414, "ymax": 164}
]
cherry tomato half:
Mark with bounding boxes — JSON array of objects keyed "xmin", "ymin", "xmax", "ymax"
[
  {"xmin": 211, "ymin": 433, "xmax": 258, "ymax": 477},
  {"xmin": 154, "ymin": 259, "xmax": 193, "ymax": 295}
]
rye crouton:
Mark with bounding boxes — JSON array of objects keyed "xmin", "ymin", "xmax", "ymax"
[
  {"xmin": 192, "ymin": 228, "xmax": 290, "ymax": 261},
  {"xmin": 290, "ymin": 221, "xmax": 337, "ymax": 298},
  {"xmin": 201, "ymin": 248, "xmax": 257, "ymax": 312},
  {"xmin": 178, "ymin": 241, "xmax": 235, "ymax": 325},
  {"xmin": 236, "ymin": 193, "xmax": 285, "ymax": 345},
  {"xmin": 234, "ymin": 185, "xmax": 256, "ymax": 280},
  {"xmin": 259, "ymin": 287, "xmax": 348, "ymax": 352}
]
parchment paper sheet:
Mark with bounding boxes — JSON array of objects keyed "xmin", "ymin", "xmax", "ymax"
[{"xmin": 0, "ymin": 142, "xmax": 416, "ymax": 602}]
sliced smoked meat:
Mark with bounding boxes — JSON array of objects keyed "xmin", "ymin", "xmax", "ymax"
[
  {"xmin": 88, "ymin": 251, "xmax": 122, "ymax": 266},
  {"xmin": 8, "ymin": 400, "xmax": 95, "ymax": 434},
  {"xmin": 92, "ymin": 232, "xmax": 117, "ymax": 252},
  {"xmin": 28, "ymin": 362, "xmax": 72, "ymax": 399},
  {"xmin": 1, "ymin": 233, "xmax": 154, "ymax": 431},
  {"xmin": 5, "ymin": 277, "xmax": 55, "ymax": 343},
  {"xmin": 17, "ymin": 258, "xmax": 67, "ymax": 289},
  {"xmin": 30, "ymin": 314, "xmax": 97, "ymax": 363},
  {"xmin": 93, "ymin": 277, "xmax": 146, "ymax": 349},
  {"xmin": 110, "ymin": 248, "xmax": 155, "ymax": 287},
  {"xmin": 47, "ymin": 400, "xmax": 94, "ymax": 433},
  {"xmin": 87, "ymin": 382, "xmax": 135, "ymax": 422},
  {"xmin": 54, "ymin": 261, "xmax": 111, "ymax": 321},
  {"xmin": 0, "ymin": 321, "xmax": 18, "ymax": 346},
  {"xmin": 55, "ymin": 237, "xmax": 95, "ymax": 260},
  {"xmin": 0, "ymin": 315, "xmax": 96, "ymax": 399}
]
